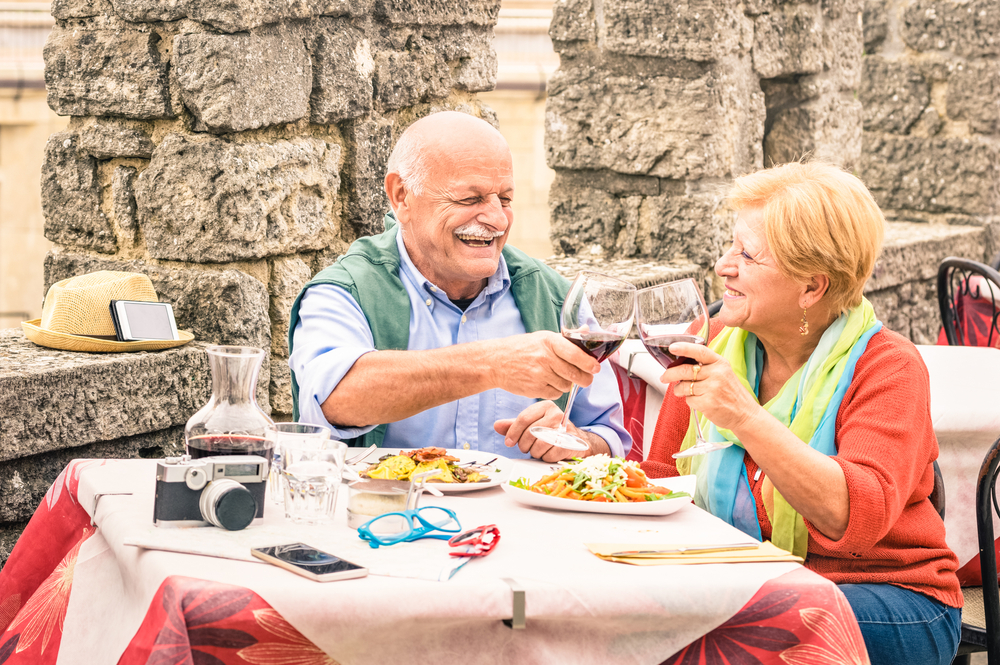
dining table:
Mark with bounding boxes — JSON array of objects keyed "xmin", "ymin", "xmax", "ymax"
[{"xmin": 0, "ymin": 452, "xmax": 869, "ymax": 665}]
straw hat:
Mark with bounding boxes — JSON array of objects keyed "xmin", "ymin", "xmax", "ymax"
[{"xmin": 21, "ymin": 271, "xmax": 194, "ymax": 353}]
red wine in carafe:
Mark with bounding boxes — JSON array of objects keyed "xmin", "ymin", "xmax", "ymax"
[
  {"xmin": 187, "ymin": 434, "xmax": 273, "ymax": 463},
  {"xmin": 564, "ymin": 331, "xmax": 627, "ymax": 363},
  {"xmin": 643, "ymin": 334, "xmax": 706, "ymax": 369}
]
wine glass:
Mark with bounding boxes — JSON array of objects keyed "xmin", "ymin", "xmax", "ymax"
[
  {"xmin": 636, "ymin": 278, "xmax": 730, "ymax": 458},
  {"xmin": 529, "ymin": 271, "xmax": 637, "ymax": 452}
]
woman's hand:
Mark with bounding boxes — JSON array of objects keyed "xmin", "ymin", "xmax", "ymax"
[{"xmin": 659, "ymin": 341, "xmax": 762, "ymax": 433}]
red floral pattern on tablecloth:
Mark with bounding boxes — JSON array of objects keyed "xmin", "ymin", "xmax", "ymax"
[
  {"xmin": 611, "ymin": 358, "xmax": 647, "ymax": 462},
  {"xmin": 660, "ymin": 567, "xmax": 869, "ymax": 665},
  {"xmin": 0, "ymin": 459, "xmax": 106, "ymax": 665}
]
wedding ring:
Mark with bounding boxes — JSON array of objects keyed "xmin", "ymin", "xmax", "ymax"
[
  {"xmin": 691, "ymin": 364, "xmax": 701, "ymax": 381},
  {"xmin": 689, "ymin": 381, "xmax": 696, "ymax": 397}
]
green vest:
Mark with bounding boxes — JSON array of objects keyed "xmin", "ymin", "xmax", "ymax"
[{"xmin": 287, "ymin": 212, "xmax": 571, "ymax": 447}]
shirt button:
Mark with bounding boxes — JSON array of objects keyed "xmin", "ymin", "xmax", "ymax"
[
  {"xmin": 463, "ymin": 442, "xmax": 470, "ymax": 450},
  {"xmin": 461, "ymin": 315, "xmax": 467, "ymax": 324},
  {"xmin": 430, "ymin": 286, "xmax": 437, "ymax": 292},
  {"xmin": 425, "ymin": 298, "xmax": 432, "ymax": 306}
]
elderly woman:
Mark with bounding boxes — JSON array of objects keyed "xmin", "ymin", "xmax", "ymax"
[{"xmin": 641, "ymin": 162, "xmax": 961, "ymax": 665}]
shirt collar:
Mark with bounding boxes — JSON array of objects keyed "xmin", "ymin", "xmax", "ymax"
[{"xmin": 395, "ymin": 231, "xmax": 511, "ymax": 307}]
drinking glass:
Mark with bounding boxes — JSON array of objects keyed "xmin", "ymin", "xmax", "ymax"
[
  {"xmin": 281, "ymin": 439, "xmax": 346, "ymax": 525},
  {"xmin": 636, "ymin": 278, "xmax": 730, "ymax": 458},
  {"xmin": 529, "ymin": 271, "xmax": 637, "ymax": 451},
  {"xmin": 265, "ymin": 423, "xmax": 331, "ymax": 505}
]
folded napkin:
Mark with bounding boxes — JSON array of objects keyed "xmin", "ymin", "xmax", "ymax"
[{"xmin": 586, "ymin": 540, "xmax": 803, "ymax": 565}]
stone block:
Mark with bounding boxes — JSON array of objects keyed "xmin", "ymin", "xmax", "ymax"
[
  {"xmin": 270, "ymin": 358, "xmax": 294, "ymax": 416},
  {"xmin": 0, "ymin": 329, "xmax": 210, "ymax": 462},
  {"xmin": 867, "ymin": 221, "xmax": 986, "ymax": 292},
  {"xmin": 44, "ymin": 26, "xmax": 173, "ymax": 119},
  {"xmin": 550, "ymin": 0, "xmax": 595, "ymax": 44},
  {"xmin": 373, "ymin": 43, "xmax": 452, "ymax": 111},
  {"xmin": 112, "ymin": 166, "xmax": 138, "ymax": 243},
  {"xmin": 545, "ymin": 53, "xmax": 764, "ymax": 179},
  {"xmin": 269, "ymin": 256, "xmax": 312, "ymax": 359},
  {"xmin": 602, "ymin": 0, "xmax": 746, "ymax": 62},
  {"xmin": 341, "ymin": 117, "xmax": 394, "ymax": 238},
  {"xmin": 867, "ymin": 279, "xmax": 940, "ymax": 344},
  {"xmin": 309, "ymin": 19, "xmax": 374, "ymax": 124},
  {"xmin": 0, "ymin": 523, "xmax": 27, "ymax": 571},
  {"xmin": 553, "ymin": 170, "xmax": 661, "ymax": 197},
  {"xmin": 449, "ymin": 27, "xmax": 497, "ymax": 93},
  {"xmin": 765, "ymin": 92, "xmax": 862, "ymax": 169},
  {"xmin": 901, "ymin": 0, "xmax": 1000, "ymax": 59},
  {"xmin": 44, "ymin": 253, "xmax": 272, "ymax": 351},
  {"xmin": 312, "ymin": 0, "xmax": 374, "ymax": 17},
  {"xmin": 860, "ymin": 56, "xmax": 930, "ymax": 134},
  {"xmin": 548, "ymin": 176, "xmax": 730, "ymax": 265},
  {"xmin": 108, "ymin": 0, "xmax": 313, "ymax": 33},
  {"xmin": 545, "ymin": 254, "xmax": 704, "ymax": 290},
  {"xmin": 41, "ymin": 132, "xmax": 116, "ymax": 253},
  {"xmin": 76, "ymin": 118, "xmax": 155, "ymax": 159},
  {"xmin": 175, "ymin": 26, "xmax": 312, "ymax": 133},
  {"xmin": 946, "ymin": 60, "xmax": 1000, "ymax": 134},
  {"xmin": 136, "ymin": 133, "xmax": 342, "ymax": 262},
  {"xmin": 862, "ymin": 134, "xmax": 1000, "ymax": 216},
  {"xmin": 373, "ymin": 0, "xmax": 500, "ymax": 26},
  {"xmin": 52, "ymin": 0, "xmax": 112, "ymax": 18},
  {"xmin": 862, "ymin": 0, "xmax": 888, "ymax": 52},
  {"xmin": 0, "ymin": 426, "xmax": 185, "ymax": 523},
  {"xmin": 752, "ymin": 3, "xmax": 825, "ymax": 79}
]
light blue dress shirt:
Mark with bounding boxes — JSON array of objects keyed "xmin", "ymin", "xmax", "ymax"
[{"xmin": 289, "ymin": 232, "xmax": 631, "ymax": 460}]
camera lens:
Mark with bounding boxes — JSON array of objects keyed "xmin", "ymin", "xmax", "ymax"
[{"xmin": 199, "ymin": 479, "xmax": 257, "ymax": 531}]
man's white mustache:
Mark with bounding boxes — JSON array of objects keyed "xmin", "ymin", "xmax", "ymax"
[{"xmin": 454, "ymin": 222, "xmax": 505, "ymax": 238}]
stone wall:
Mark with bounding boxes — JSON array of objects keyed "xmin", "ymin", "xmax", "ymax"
[
  {"xmin": 858, "ymin": 0, "xmax": 1000, "ymax": 340},
  {"xmin": 40, "ymin": 0, "xmax": 502, "ymax": 420},
  {"xmin": 544, "ymin": 0, "xmax": 862, "ymax": 296}
]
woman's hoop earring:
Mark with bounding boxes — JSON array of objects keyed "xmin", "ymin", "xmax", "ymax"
[{"xmin": 799, "ymin": 307, "xmax": 809, "ymax": 336}]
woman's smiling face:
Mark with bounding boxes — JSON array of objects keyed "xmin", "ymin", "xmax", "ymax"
[{"xmin": 714, "ymin": 207, "xmax": 808, "ymax": 338}]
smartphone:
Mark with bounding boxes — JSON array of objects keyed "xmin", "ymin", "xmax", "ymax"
[
  {"xmin": 110, "ymin": 300, "xmax": 179, "ymax": 341},
  {"xmin": 251, "ymin": 543, "xmax": 368, "ymax": 582}
]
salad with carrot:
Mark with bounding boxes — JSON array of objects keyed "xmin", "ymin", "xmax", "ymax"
[{"xmin": 508, "ymin": 455, "xmax": 690, "ymax": 503}]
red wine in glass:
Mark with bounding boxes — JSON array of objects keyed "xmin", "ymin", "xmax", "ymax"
[
  {"xmin": 643, "ymin": 334, "xmax": 706, "ymax": 369},
  {"xmin": 187, "ymin": 434, "xmax": 274, "ymax": 465},
  {"xmin": 563, "ymin": 330, "xmax": 628, "ymax": 363}
]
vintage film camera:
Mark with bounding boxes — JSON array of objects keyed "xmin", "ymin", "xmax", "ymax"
[{"xmin": 153, "ymin": 455, "xmax": 267, "ymax": 531}]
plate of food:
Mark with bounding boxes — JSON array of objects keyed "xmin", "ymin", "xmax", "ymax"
[
  {"xmin": 350, "ymin": 447, "xmax": 507, "ymax": 493},
  {"xmin": 501, "ymin": 455, "xmax": 694, "ymax": 516}
]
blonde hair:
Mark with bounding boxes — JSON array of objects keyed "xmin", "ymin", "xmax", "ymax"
[{"xmin": 727, "ymin": 162, "xmax": 885, "ymax": 315}]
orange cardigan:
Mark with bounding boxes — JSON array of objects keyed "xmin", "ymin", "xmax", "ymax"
[{"xmin": 641, "ymin": 323, "xmax": 962, "ymax": 608}]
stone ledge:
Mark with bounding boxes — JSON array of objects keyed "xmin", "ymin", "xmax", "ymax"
[
  {"xmin": 0, "ymin": 522, "xmax": 26, "ymax": 571},
  {"xmin": 0, "ymin": 426, "xmax": 185, "ymax": 524},
  {"xmin": 867, "ymin": 221, "xmax": 988, "ymax": 293},
  {"xmin": 0, "ymin": 330, "xmax": 210, "ymax": 462},
  {"xmin": 545, "ymin": 254, "xmax": 704, "ymax": 289}
]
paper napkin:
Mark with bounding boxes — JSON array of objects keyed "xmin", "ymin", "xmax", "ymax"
[{"xmin": 586, "ymin": 540, "xmax": 803, "ymax": 565}]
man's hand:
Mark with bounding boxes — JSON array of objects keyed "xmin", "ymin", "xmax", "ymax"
[
  {"xmin": 488, "ymin": 331, "xmax": 600, "ymax": 400},
  {"xmin": 494, "ymin": 400, "xmax": 611, "ymax": 462}
]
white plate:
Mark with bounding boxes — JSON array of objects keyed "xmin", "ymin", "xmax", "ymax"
[
  {"xmin": 500, "ymin": 468, "xmax": 696, "ymax": 516},
  {"xmin": 350, "ymin": 448, "xmax": 508, "ymax": 493}
]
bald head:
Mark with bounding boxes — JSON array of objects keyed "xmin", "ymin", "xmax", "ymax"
[{"xmin": 386, "ymin": 112, "xmax": 509, "ymax": 196}]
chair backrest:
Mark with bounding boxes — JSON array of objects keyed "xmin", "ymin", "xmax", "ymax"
[
  {"xmin": 976, "ymin": 435, "xmax": 1000, "ymax": 663},
  {"xmin": 937, "ymin": 257, "xmax": 1000, "ymax": 348},
  {"xmin": 930, "ymin": 459, "xmax": 945, "ymax": 520}
]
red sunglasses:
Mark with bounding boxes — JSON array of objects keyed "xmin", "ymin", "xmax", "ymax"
[{"xmin": 448, "ymin": 524, "xmax": 500, "ymax": 557}]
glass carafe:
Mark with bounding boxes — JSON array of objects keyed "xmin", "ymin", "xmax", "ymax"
[{"xmin": 185, "ymin": 345, "xmax": 275, "ymax": 463}]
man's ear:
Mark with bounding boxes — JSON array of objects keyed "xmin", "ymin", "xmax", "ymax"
[
  {"xmin": 802, "ymin": 274, "xmax": 830, "ymax": 309},
  {"xmin": 385, "ymin": 172, "xmax": 408, "ymax": 221}
]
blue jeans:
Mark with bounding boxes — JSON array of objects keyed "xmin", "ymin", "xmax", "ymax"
[{"xmin": 839, "ymin": 583, "xmax": 961, "ymax": 665}]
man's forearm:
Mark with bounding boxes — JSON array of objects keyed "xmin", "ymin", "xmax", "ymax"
[{"xmin": 321, "ymin": 342, "xmax": 497, "ymax": 427}]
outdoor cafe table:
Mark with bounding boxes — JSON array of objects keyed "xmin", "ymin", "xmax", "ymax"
[{"xmin": 0, "ymin": 457, "xmax": 869, "ymax": 665}]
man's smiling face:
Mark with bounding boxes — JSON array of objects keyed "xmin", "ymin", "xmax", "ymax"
[{"xmin": 392, "ymin": 118, "xmax": 515, "ymax": 300}]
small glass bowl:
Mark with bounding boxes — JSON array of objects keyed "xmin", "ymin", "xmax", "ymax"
[{"xmin": 346, "ymin": 479, "xmax": 409, "ymax": 531}]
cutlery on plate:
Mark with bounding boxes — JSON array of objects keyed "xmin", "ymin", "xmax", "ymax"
[
  {"xmin": 460, "ymin": 457, "xmax": 498, "ymax": 468},
  {"xmin": 345, "ymin": 443, "xmax": 379, "ymax": 465}
]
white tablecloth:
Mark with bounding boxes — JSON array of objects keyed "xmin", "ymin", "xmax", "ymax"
[{"xmin": 62, "ymin": 459, "xmax": 802, "ymax": 665}]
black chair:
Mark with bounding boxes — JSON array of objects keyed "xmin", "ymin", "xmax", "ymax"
[
  {"xmin": 937, "ymin": 257, "xmax": 1000, "ymax": 348},
  {"xmin": 707, "ymin": 298, "xmax": 723, "ymax": 317},
  {"xmin": 953, "ymin": 434, "xmax": 1000, "ymax": 664}
]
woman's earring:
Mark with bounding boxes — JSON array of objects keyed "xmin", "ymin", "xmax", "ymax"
[{"xmin": 799, "ymin": 307, "xmax": 809, "ymax": 336}]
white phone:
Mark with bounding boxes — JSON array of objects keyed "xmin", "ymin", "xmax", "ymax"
[
  {"xmin": 251, "ymin": 543, "xmax": 368, "ymax": 582},
  {"xmin": 110, "ymin": 300, "xmax": 179, "ymax": 341}
]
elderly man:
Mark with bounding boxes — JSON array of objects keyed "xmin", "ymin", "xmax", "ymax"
[{"xmin": 288, "ymin": 111, "xmax": 629, "ymax": 461}]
